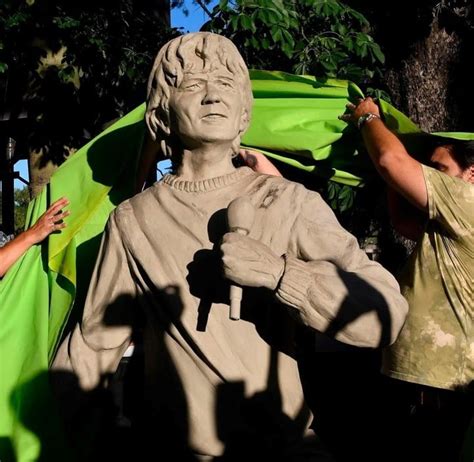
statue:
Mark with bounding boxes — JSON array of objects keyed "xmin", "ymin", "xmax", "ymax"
[{"xmin": 53, "ymin": 32, "xmax": 408, "ymax": 459}]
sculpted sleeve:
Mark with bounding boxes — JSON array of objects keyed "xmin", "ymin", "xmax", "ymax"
[
  {"xmin": 53, "ymin": 210, "xmax": 136, "ymax": 391},
  {"xmin": 275, "ymin": 190, "xmax": 408, "ymax": 348}
]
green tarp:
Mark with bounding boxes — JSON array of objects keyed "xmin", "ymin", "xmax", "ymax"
[{"xmin": 1, "ymin": 71, "xmax": 473, "ymax": 461}]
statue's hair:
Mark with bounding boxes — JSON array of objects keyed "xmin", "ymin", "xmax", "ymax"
[{"xmin": 145, "ymin": 32, "xmax": 253, "ymax": 158}]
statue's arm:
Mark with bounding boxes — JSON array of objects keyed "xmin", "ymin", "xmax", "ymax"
[
  {"xmin": 274, "ymin": 192, "xmax": 408, "ymax": 348},
  {"xmin": 52, "ymin": 211, "xmax": 136, "ymax": 391},
  {"xmin": 222, "ymin": 189, "xmax": 408, "ymax": 349}
]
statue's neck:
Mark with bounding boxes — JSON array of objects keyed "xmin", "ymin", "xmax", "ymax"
[{"xmin": 175, "ymin": 144, "xmax": 236, "ymax": 181}]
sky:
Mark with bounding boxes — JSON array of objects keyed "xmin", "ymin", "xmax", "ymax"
[
  {"xmin": 171, "ymin": 1, "xmax": 216, "ymax": 33},
  {"xmin": 13, "ymin": 1, "xmax": 216, "ymax": 188}
]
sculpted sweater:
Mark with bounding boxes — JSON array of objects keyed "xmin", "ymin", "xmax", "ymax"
[{"xmin": 53, "ymin": 167, "xmax": 408, "ymax": 456}]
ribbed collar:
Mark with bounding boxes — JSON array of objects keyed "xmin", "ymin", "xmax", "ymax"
[{"xmin": 161, "ymin": 167, "xmax": 254, "ymax": 193}]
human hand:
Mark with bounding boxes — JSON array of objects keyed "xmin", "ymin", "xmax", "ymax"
[
  {"xmin": 221, "ymin": 232, "xmax": 284, "ymax": 290},
  {"xmin": 239, "ymin": 148, "xmax": 282, "ymax": 176},
  {"xmin": 338, "ymin": 97, "xmax": 380, "ymax": 127},
  {"xmin": 25, "ymin": 197, "xmax": 70, "ymax": 244}
]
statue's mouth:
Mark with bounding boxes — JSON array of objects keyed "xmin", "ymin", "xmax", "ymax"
[{"xmin": 202, "ymin": 113, "xmax": 227, "ymax": 120}]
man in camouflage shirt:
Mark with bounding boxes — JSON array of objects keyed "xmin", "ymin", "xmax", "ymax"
[{"xmin": 341, "ymin": 98, "xmax": 473, "ymax": 461}]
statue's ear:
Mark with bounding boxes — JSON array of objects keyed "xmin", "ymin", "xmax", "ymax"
[
  {"xmin": 146, "ymin": 108, "xmax": 171, "ymax": 140},
  {"xmin": 239, "ymin": 108, "xmax": 250, "ymax": 133}
]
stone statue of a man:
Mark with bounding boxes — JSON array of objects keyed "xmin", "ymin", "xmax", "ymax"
[{"xmin": 53, "ymin": 32, "xmax": 408, "ymax": 459}]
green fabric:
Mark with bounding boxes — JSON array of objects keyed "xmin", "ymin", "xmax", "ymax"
[
  {"xmin": 242, "ymin": 71, "xmax": 367, "ymax": 186},
  {"xmin": 432, "ymin": 132, "xmax": 474, "ymax": 141},
  {"xmin": 0, "ymin": 105, "xmax": 144, "ymax": 461},
  {"xmin": 383, "ymin": 165, "xmax": 474, "ymax": 390},
  {"xmin": 0, "ymin": 70, "xmax": 472, "ymax": 460}
]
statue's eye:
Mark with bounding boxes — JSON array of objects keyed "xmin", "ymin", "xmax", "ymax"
[
  {"xmin": 183, "ymin": 81, "xmax": 201, "ymax": 90},
  {"xmin": 217, "ymin": 80, "xmax": 233, "ymax": 88}
]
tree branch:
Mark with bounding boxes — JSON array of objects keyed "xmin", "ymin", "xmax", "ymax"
[{"xmin": 195, "ymin": 0, "xmax": 214, "ymax": 19}]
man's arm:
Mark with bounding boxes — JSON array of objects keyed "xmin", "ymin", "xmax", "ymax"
[
  {"xmin": 340, "ymin": 97, "xmax": 428, "ymax": 211},
  {"xmin": 239, "ymin": 148, "xmax": 283, "ymax": 177},
  {"xmin": 387, "ymin": 188, "xmax": 425, "ymax": 241},
  {"xmin": 0, "ymin": 197, "xmax": 69, "ymax": 277}
]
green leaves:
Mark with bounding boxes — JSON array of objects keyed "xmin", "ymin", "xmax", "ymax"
[
  {"xmin": 200, "ymin": 0, "xmax": 387, "ymax": 216},
  {"xmin": 204, "ymin": 0, "xmax": 386, "ymax": 93},
  {"xmin": 326, "ymin": 182, "xmax": 355, "ymax": 213},
  {"xmin": 14, "ymin": 187, "xmax": 30, "ymax": 233},
  {"xmin": 4, "ymin": 12, "xmax": 29, "ymax": 28},
  {"xmin": 239, "ymin": 14, "xmax": 252, "ymax": 30},
  {"xmin": 53, "ymin": 16, "xmax": 80, "ymax": 29},
  {"xmin": 313, "ymin": 0, "xmax": 344, "ymax": 18},
  {"xmin": 204, "ymin": 0, "xmax": 299, "ymax": 69},
  {"xmin": 0, "ymin": 0, "xmax": 179, "ymax": 167}
]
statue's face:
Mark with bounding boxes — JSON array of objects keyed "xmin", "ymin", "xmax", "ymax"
[{"xmin": 168, "ymin": 64, "xmax": 246, "ymax": 149}]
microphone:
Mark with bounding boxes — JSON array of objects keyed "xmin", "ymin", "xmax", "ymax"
[{"xmin": 227, "ymin": 196, "xmax": 255, "ymax": 321}]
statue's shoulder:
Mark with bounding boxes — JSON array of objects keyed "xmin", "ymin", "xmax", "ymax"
[
  {"xmin": 256, "ymin": 173, "xmax": 317, "ymax": 198},
  {"xmin": 112, "ymin": 186, "xmax": 158, "ymax": 226}
]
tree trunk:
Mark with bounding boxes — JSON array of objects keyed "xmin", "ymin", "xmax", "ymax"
[
  {"xmin": 384, "ymin": 20, "xmax": 464, "ymax": 132},
  {"xmin": 348, "ymin": 0, "xmax": 474, "ymax": 132},
  {"xmin": 28, "ymin": 149, "xmax": 58, "ymax": 198}
]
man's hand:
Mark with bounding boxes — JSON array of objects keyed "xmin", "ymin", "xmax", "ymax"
[
  {"xmin": 221, "ymin": 232, "xmax": 284, "ymax": 290},
  {"xmin": 25, "ymin": 197, "xmax": 70, "ymax": 245},
  {"xmin": 339, "ymin": 97, "xmax": 428, "ymax": 211},
  {"xmin": 0, "ymin": 197, "xmax": 69, "ymax": 277},
  {"xmin": 339, "ymin": 97, "xmax": 380, "ymax": 127},
  {"xmin": 239, "ymin": 148, "xmax": 282, "ymax": 177}
]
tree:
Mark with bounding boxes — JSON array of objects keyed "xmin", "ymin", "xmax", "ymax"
[
  {"xmin": 0, "ymin": 186, "xmax": 31, "ymax": 234},
  {"xmin": 14, "ymin": 187, "xmax": 30, "ymax": 233},
  {"xmin": 0, "ymin": 0, "xmax": 177, "ymax": 197},
  {"xmin": 346, "ymin": 0, "xmax": 474, "ymax": 132},
  {"xmin": 202, "ymin": 0, "xmax": 388, "ymax": 98},
  {"xmin": 198, "ymin": 0, "xmax": 388, "ymax": 232}
]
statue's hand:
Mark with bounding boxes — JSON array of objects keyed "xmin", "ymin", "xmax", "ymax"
[{"xmin": 221, "ymin": 232, "xmax": 284, "ymax": 290}]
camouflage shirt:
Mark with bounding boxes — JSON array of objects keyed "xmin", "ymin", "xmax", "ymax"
[{"xmin": 383, "ymin": 165, "xmax": 474, "ymax": 390}]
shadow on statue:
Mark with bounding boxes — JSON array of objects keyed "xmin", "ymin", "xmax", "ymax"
[
  {"xmin": 49, "ymin": 269, "xmax": 400, "ymax": 461},
  {"xmin": 51, "ymin": 284, "xmax": 321, "ymax": 461}
]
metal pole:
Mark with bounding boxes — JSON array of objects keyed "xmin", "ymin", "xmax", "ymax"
[{"xmin": 1, "ymin": 137, "xmax": 16, "ymax": 234}]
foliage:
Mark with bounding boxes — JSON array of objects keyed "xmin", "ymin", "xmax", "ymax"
[
  {"xmin": 200, "ymin": 0, "xmax": 389, "ymax": 215},
  {"xmin": 203, "ymin": 0, "xmax": 388, "ymax": 98},
  {"xmin": 171, "ymin": 0, "xmax": 215, "ymax": 18},
  {"xmin": 0, "ymin": 0, "xmax": 179, "ymax": 167},
  {"xmin": 326, "ymin": 181, "xmax": 355, "ymax": 213},
  {"xmin": 14, "ymin": 187, "xmax": 30, "ymax": 233},
  {"xmin": 0, "ymin": 188, "xmax": 30, "ymax": 233}
]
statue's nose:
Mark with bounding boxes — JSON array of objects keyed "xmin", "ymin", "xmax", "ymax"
[{"xmin": 202, "ymin": 82, "xmax": 222, "ymax": 104}]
